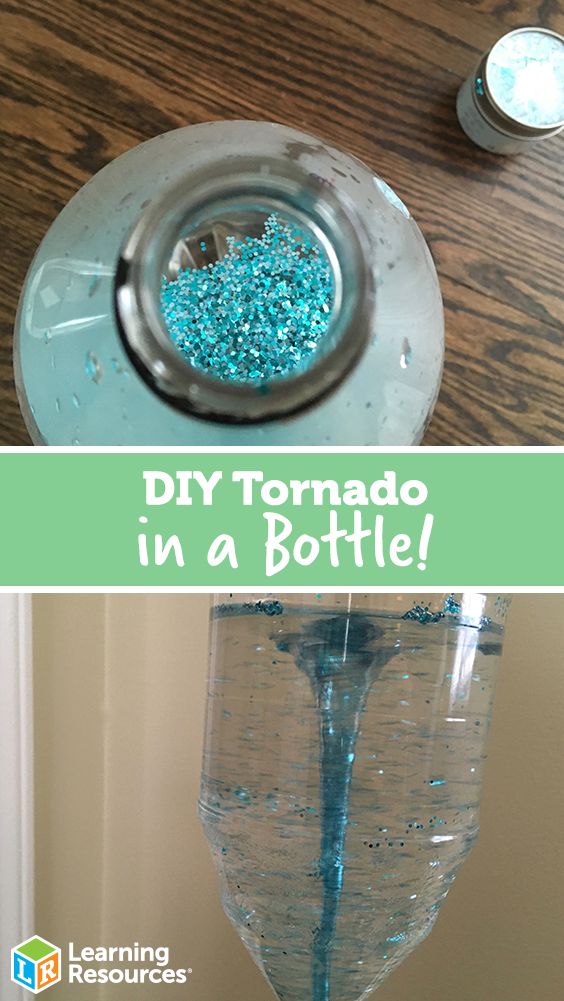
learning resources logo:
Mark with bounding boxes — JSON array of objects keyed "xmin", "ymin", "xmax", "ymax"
[
  {"xmin": 11, "ymin": 937, "xmax": 61, "ymax": 994},
  {"xmin": 11, "ymin": 936, "xmax": 192, "ymax": 992}
]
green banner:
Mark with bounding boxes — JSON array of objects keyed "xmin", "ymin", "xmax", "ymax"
[{"xmin": 0, "ymin": 451, "xmax": 561, "ymax": 585}]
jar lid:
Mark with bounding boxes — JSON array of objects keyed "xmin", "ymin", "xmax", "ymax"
[{"xmin": 485, "ymin": 27, "xmax": 564, "ymax": 131}]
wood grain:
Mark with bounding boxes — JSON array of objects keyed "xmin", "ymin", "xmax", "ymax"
[{"xmin": 0, "ymin": 0, "xmax": 563, "ymax": 444}]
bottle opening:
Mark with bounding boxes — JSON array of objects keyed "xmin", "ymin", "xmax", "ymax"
[{"xmin": 115, "ymin": 158, "xmax": 373, "ymax": 424}]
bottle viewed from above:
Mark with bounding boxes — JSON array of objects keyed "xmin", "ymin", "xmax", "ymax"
[{"xmin": 14, "ymin": 121, "xmax": 443, "ymax": 445}]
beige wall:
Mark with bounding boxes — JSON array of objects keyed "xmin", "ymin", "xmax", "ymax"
[{"xmin": 32, "ymin": 595, "xmax": 564, "ymax": 1001}]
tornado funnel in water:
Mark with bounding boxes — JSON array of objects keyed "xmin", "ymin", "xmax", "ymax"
[{"xmin": 199, "ymin": 594, "xmax": 510, "ymax": 1001}]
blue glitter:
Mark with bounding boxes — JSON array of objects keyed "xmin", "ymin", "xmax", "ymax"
[
  {"xmin": 402, "ymin": 604, "xmax": 444, "ymax": 625},
  {"xmin": 403, "ymin": 595, "xmax": 490, "ymax": 629},
  {"xmin": 160, "ymin": 213, "xmax": 334, "ymax": 384},
  {"xmin": 84, "ymin": 351, "xmax": 102, "ymax": 384},
  {"xmin": 217, "ymin": 599, "xmax": 284, "ymax": 617},
  {"xmin": 443, "ymin": 594, "xmax": 461, "ymax": 616},
  {"xmin": 247, "ymin": 599, "xmax": 284, "ymax": 617}
]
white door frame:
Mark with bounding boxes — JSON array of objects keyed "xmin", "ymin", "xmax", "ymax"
[{"xmin": 0, "ymin": 594, "xmax": 34, "ymax": 998}]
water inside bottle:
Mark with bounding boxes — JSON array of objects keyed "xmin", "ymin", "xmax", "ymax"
[{"xmin": 199, "ymin": 600, "xmax": 503, "ymax": 1001}]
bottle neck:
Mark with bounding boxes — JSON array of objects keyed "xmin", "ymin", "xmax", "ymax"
[{"xmin": 114, "ymin": 158, "xmax": 375, "ymax": 424}]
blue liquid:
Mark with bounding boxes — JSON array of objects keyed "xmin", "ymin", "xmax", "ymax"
[{"xmin": 200, "ymin": 604, "xmax": 502, "ymax": 1001}]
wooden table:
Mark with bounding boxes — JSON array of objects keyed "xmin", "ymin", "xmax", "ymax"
[{"xmin": 1, "ymin": 0, "xmax": 563, "ymax": 445}]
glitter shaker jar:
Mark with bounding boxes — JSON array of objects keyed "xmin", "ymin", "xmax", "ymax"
[
  {"xmin": 14, "ymin": 122, "xmax": 444, "ymax": 445},
  {"xmin": 457, "ymin": 27, "xmax": 564, "ymax": 154},
  {"xmin": 200, "ymin": 593, "xmax": 511, "ymax": 1001}
]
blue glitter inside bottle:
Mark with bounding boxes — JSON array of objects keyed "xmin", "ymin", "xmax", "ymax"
[
  {"xmin": 200, "ymin": 594, "xmax": 510, "ymax": 1001},
  {"xmin": 161, "ymin": 213, "xmax": 335, "ymax": 384}
]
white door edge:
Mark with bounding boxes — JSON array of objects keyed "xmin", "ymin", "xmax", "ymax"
[{"xmin": 0, "ymin": 594, "xmax": 34, "ymax": 999}]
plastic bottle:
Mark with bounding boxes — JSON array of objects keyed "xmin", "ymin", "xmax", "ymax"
[
  {"xmin": 199, "ymin": 592, "xmax": 510, "ymax": 1001},
  {"xmin": 15, "ymin": 122, "xmax": 443, "ymax": 445}
]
